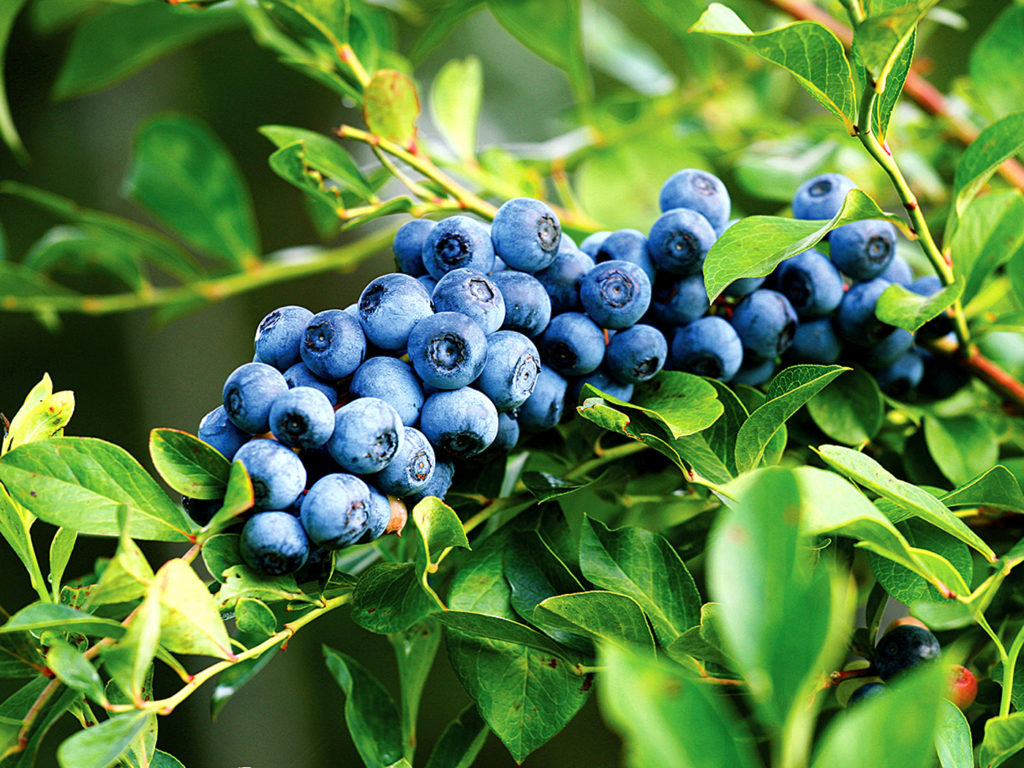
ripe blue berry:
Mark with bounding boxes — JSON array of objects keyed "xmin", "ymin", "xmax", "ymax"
[
  {"xmin": 490, "ymin": 198, "xmax": 561, "ymax": 272},
  {"xmin": 254, "ymin": 306, "xmax": 314, "ymax": 370},
  {"xmin": 776, "ymin": 249, "xmax": 844, "ymax": 318},
  {"xmin": 300, "ymin": 473, "xmax": 372, "ymax": 549},
  {"xmin": 300, "ymin": 309, "xmax": 367, "ymax": 380},
  {"xmin": 328, "ymin": 397, "xmax": 405, "ymax": 474},
  {"xmin": 240, "ymin": 511, "xmax": 309, "ymax": 575},
  {"xmin": 731, "ymin": 290, "xmax": 799, "ymax": 359},
  {"xmin": 360, "ymin": 485, "xmax": 392, "ymax": 542},
  {"xmin": 880, "ymin": 254, "xmax": 913, "ymax": 286},
  {"xmin": 409, "ymin": 460, "xmax": 455, "ymax": 504},
  {"xmin": 538, "ymin": 312, "xmax": 606, "ymax": 377},
  {"xmin": 593, "ymin": 229, "xmax": 656, "ymax": 281},
  {"xmin": 874, "ymin": 351, "xmax": 924, "ymax": 398},
  {"xmin": 792, "ymin": 173, "xmax": 856, "ymax": 220},
  {"xmin": 351, "ymin": 357, "xmax": 424, "ymax": 427},
  {"xmin": 407, "ymin": 311, "xmax": 488, "ymax": 390},
  {"xmin": 357, "ymin": 273, "xmax": 434, "ymax": 351},
  {"xmin": 918, "ymin": 349, "xmax": 970, "ymax": 400},
  {"xmin": 269, "ymin": 386, "xmax": 336, "ymax": 449},
  {"xmin": 393, "ymin": 219, "xmax": 436, "ymax": 277},
  {"xmin": 909, "ymin": 275, "xmax": 954, "ymax": 341},
  {"xmin": 518, "ymin": 367, "xmax": 568, "ymax": 431},
  {"xmin": 490, "ymin": 271, "xmax": 552, "ymax": 337},
  {"xmin": 724, "ymin": 276, "xmax": 766, "ymax": 298},
  {"xmin": 732, "ymin": 357, "xmax": 776, "ymax": 387},
  {"xmin": 658, "ymin": 168, "xmax": 731, "ymax": 231},
  {"xmin": 784, "ymin": 318, "xmax": 842, "ymax": 364},
  {"xmin": 475, "ymin": 331, "xmax": 541, "ymax": 411},
  {"xmin": 580, "ymin": 260, "xmax": 652, "ymax": 330},
  {"xmin": 283, "ymin": 362, "xmax": 338, "ymax": 406},
  {"xmin": 874, "ymin": 625, "xmax": 940, "ymax": 681},
  {"xmin": 579, "ymin": 231, "xmax": 611, "ymax": 258},
  {"xmin": 669, "ymin": 317, "xmax": 743, "ymax": 381},
  {"xmin": 650, "ymin": 273, "xmax": 710, "ymax": 326},
  {"xmin": 198, "ymin": 405, "xmax": 250, "ymax": 460},
  {"xmin": 830, "ymin": 219, "xmax": 897, "ymax": 281},
  {"xmin": 420, "ymin": 388, "xmax": 499, "ymax": 458},
  {"xmin": 431, "ymin": 268, "xmax": 505, "ymax": 335},
  {"xmin": 570, "ymin": 368, "xmax": 634, "ymax": 404},
  {"xmin": 234, "ymin": 438, "xmax": 307, "ymax": 510},
  {"xmin": 647, "ymin": 208, "xmax": 717, "ymax": 276},
  {"xmin": 847, "ymin": 682, "xmax": 886, "ymax": 705},
  {"xmin": 535, "ymin": 247, "xmax": 595, "ymax": 314},
  {"xmin": 860, "ymin": 328, "xmax": 914, "ymax": 369},
  {"xmin": 835, "ymin": 278, "xmax": 893, "ymax": 346},
  {"xmin": 371, "ymin": 427, "xmax": 435, "ymax": 497},
  {"xmin": 223, "ymin": 362, "xmax": 290, "ymax": 434},
  {"xmin": 489, "ymin": 412, "xmax": 520, "ymax": 454},
  {"xmin": 422, "ymin": 216, "xmax": 495, "ymax": 278},
  {"xmin": 605, "ymin": 324, "xmax": 667, "ymax": 384}
]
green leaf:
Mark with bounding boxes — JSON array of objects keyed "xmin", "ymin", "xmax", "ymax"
[
  {"xmin": 153, "ymin": 559, "xmax": 234, "ymax": 659},
  {"xmin": 702, "ymin": 189, "xmax": 907, "ymax": 301},
  {"xmin": 430, "ymin": 57, "xmax": 482, "ymax": 161},
  {"xmin": 390, "ymin": 619, "xmax": 441, "ymax": 761},
  {"xmin": 690, "ymin": 3, "xmax": 857, "ymax": 131},
  {"xmin": 124, "ymin": 114, "xmax": 260, "ymax": 267},
  {"xmin": 631, "ymin": 372, "xmax": 726, "ymax": 439},
  {"xmin": 806, "ymin": 367, "xmax": 883, "ymax": 445},
  {"xmin": 259, "ymin": 124, "xmax": 374, "ymax": 200},
  {"xmin": 413, "ymin": 497, "xmax": 469, "ymax": 568},
  {"xmin": 91, "ymin": 519, "xmax": 154, "ymax": 607},
  {"xmin": 598, "ymin": 644, "xmax": 761, "ymax": 768},
  {"xmin": 23, "ymin": 226, "xmax": 144, "ymax": 291},
  {"xmin": 152, "ymin": 750, "xmax": 187, "ymax": 768},
  {"xmin": 149, "ymin": 428, "xmax": 230, "ymax": 501},
  {"xmin": 202, "ymin": 533, "xmax": 242, "ymax": 583},
  {"xmin": 97, "ymin": 590, "xmax": 160, "ymax": 703},
  {"xmin": 534, "ymin": 591, "xmax": 655, "ymax": 652},
  {"xmin": 423, "ymin": 705, "xmax": 489, "ymax": 768},
  {"xmin": 579, "ymin": 516, "xmax": 700, "ymax": 645},
  {"xmin": 235, "ymin": 598, "xmax": 276, "ymax": 637},
  {"xmin": 0, "ymin": 486, "xmax": 44, "ymax": 597},
  {"xmin": 970, "ymin": 4, "xmax": 1024, "ymax": 120},
  {"xmin": 2, "ymin": 373, "xmax": 75, "ymax": 454},
  {"xmin": 0, "ymin": 0, "xmax": 30, "ymax": 163},
  {"xmin": 665, "ymin": 603, "xmax": 732, "ymax": 670},
  {"xmin": 815, "ymin": 445, "xmax": 996, "ymax": 561},
  {"xmin": 267, "ymin": 141, "xmax": 346, "ymax": 214},
  {"xmin": 56, "ymin": 711, "xmax": 149, "ymax": 768},
  {"xmin": 735, "ymin": 365, "xmax": 848, "ymax": 473},
  {"xmin": 351, "ymin": 562, "xmax": 443, "ymax": 634},
  {"xmin": 951, "ymin": 111, "xmax": 1024, "ymax": 228},
  {"xmin": 487, "ymin": 0, "xmax": 589, "ymax": 102},
  {"xmin": 363, "ymin": 70, "xmax": 420, "ymax": 148},
  {"xmin": 935, "ymin": 699, "xmax": 973, "ymax": 768},
  {"xmin": 853, "ymin": 1, "xmax": 937, "ymax": 90},
  {"xmin": 1, "ymin": 603, "xmax": 126, "ymax": 638},
  {"xmin": 48, "ymin": 526, "xmax": 77, "ymax": 600},
  {"xmin": 949, "ymin": 191, "xmax": 1024, "ymax": 305},
  {"xmin": 0, "ymin": 633, "xmax": 46, "ymax": 678},
  {"xmin": 445, "ymin": 625, "xmax": 590, "ymax": 763},
  {"xmin": 809, "ymin": 662, "xmax": 948, "ymax": 768},
  {"xmin": 215, "ymin": 564, "xmax": 306, "ymax": 608},
  {"xmin": 448, "ymin": 530, "xmax": 516, "ymax": 621},
  {"xmin": 439, "ymin": 611, "xmax": 574, "ymax": 660},
  {"xmin": 323, "ymin": 646, "xmax": 404, "ymax": 768},
  {"xmin": 202, "ymin": 460, "xmax": 255, "ymax": 535},
  {"xmin": 874, "ymin": 30, "xmax": 914, "ymax": 140},
  {"xmin": 258, "ymin": 0, "xmax": 349, "ymax": 51},
  {"xmin": 942, "ymin": 465, "xmax": 1024, "ymax": 514},
  {"xmin": 0, "ymin": 437, "xmax": 197, "ymax": 542},
  {"xmin": 870, "ymin": 520, "xmax": 971, "ymax": 604},
  {"xmin": 53, "ymin": 3, "xmax": 240, "ymax": 99},
  {"xmin": 924, "ymin": 415, "xmax": 1000, "ymax": 487},
  {"xmin": 875, "ymin": 278, "xmax": 963, "ymax": 334},
  {"xmin": 980, "ymin": 711, "xmax": 1024, "ymax": 768},
  {"xmin": 708, "ymin": 468, "xmax": 848, "ymax": 734},
  {"xmin": 46, "ymin": 641, "xmax": 107, "ymax": 706}
]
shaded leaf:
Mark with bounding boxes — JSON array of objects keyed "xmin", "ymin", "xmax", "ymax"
[
  {"xmin": 970, "ymin": 4, "xmax": 1024, "ymax": 119},
  {"xmin": 869, "ymin": 520, "xmax": 971, "ymax": 604},
  {"xmin": 46, "ymin": 641, "xmax": 107, "ymax": 706},
  {"xmin": 48, "ymin": 527, "xmax": 78, "ymax": 600},
  {"xmin": 949, "ymin": 191, "xmax": 1024, "ymax": 305},
  {"xmin": 210, "ymin": 643, "xmax": 279, "ymax": 720},
  {"xmin": 935, "ymin": 699, "xmax": 973, "ymax": 768},
  {"xmin": 942, "ymin": 465, "xmax": 1024, "ymax": 514},
  {"xmin": 56, "ymin": 711, "xmax": 149, "ymax": 768},
  {"xmin": 423, "ymin": 704, "xmax": 488, "ymax": 768},
  {"xmin": 149, "ymin": 428, "xmax": 230, "ymax": 501},
  {"xmin": 439, "ymin": 611, "xmax": 573, "ymax": 660},
  {"xmin": 390, "ymin": 618, "xmax": 441, "ymax": 760},
  {"xmin": 924, "ymin": 415, "xmax": 1000, "ymax": 487},
  {"xmin": 854, "ymin": 0, "xmax": 937, "ymax": 90},
  {"xmin": 98, "ymin": 589, "xmax": 160, "ymax": 703},
  {"xmin": 1, "ymin": 603, "xmax": 125, "ymax": 638},
  {"xmin": 806, "ymin": 367, "xmax": 883, "ymax": 445},
  {"xmin": 351, "ymin": 562, "xmax": 443, "ymax": 634},
  {"xmin": 202, "ymin": 460, "xmax": 255, "ymax": 536},
  {"xmin": 0, "ymin": 0, "xmax": 30, "ymax": 163},
  {"xmin": 980, "ymin": 711, "xmax": 1024, "ymax": 768}
]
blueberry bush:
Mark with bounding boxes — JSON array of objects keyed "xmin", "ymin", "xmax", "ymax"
[{"xmin": 2, "ymin": 1, "xmax": 1024, "ymax": 766}]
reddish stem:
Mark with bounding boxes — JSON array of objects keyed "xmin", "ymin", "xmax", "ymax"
[
  {"xmin": 958, "ymin": 347, "xmax": 1024, "ymax": 415},
  {"xmin": 824, "ymin": 667, "xmax": 874, "ymax": 689}
]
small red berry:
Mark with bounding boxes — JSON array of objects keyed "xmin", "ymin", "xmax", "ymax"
[{"xmin": 948, "ymin": 665, "xmax": 977, "ymax": 709}]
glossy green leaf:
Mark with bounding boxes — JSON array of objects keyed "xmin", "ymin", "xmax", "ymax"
[
  {"xmin": 534, "ymin": 591, "xmax": 655, "ymax": 652},
  {"xmin": 235, "ymin": 598, "xmax": 276, "ymax": 637},
  {"xmin": 1, "ymin": 603, "xmax": 125, "ymax": 638},
  {"xmin": 258, "ymin": 0, "xmax": 349, "ymax": 50},
  {"xmin": 924, "ymin": 415, "xmax": 1000, "ymax": 487},
  {"xmin": 216, "ymin": 564, "xmax": 306, "ymax": 607},
  {"xmin": 48, "ymin": 526, "xmax": 77, "ymax": 600},
  {"xmin": 57, "ymin": 711, "xmax": 150, "ymax": 768},
  {"xmin": 0, "ymin": 0, "xmax": 30, "ymax": 163},
  {"xmin": 806, "ymin": 367, "xmax": 883, "ymax": 445},
  {"xmin": 875, "ymin": 278, "xmax": 963, "ymax": 334},
  {"xmin": 691, "ymin": 4, "xmax": 857, "ymax": 131},
  {"xmin": 323, "ymin": 646, "xmax": 404, "ymax": 768},
  {"xmin": 91, "ymin": 520, "xmax": 154, "ymax": 607},
  {"xmin": 598, "ymin": 644, "xmax": 761, "ymax": 768},
  {"xmin": 153, "ymin": 558, "xmax": 234, "ymax": 659},
  {"xmin": 423, "ymin": 705, "xmax": 489, "ymax": 768},
  {"xmin": 951, "ymin": 111, "xmax": 1024, "ymax": 227},
  {"xmin": 46, "ymin": 641, "xmax": 107, "ymax": 706},
  {"xmin": 152, "ymin": 750, "xmax": 187, "ymax": 768},
  {"xmin": 632, "ymin": 372, "xmax": 725, "ymax": 439},
  {"xmin": 124, "ymin": 114, "xmax": 260, "ymax": 267},
  {"xmin": 874, "ymin": 30, "xmax": 914, "ymax": 140},
  {"xmin": 149, "ymin": 428, "xmax": 230, "ymax": 501},
  {"xmin": 447, "ymin": 530, "xmax": 516, "ymax": 621},
  {"xmin": 98, "ymin": 590, "xmax": 160, "ymax": 703},
  {"xmin": 970, "ymin": 4, "xmax": 1024, "ymax": 119},
  {"xmin": 735, "ymin": 365, "xmax": 848, "ymax": 472},
  {"xmin": 579, "ymin": 516, "xmax": 700, "ymax": 645},
  {"xmin": 260, "ymin": 124, "xmax": 374, "ymax": 200},
  {"xmin": 0, "ymin": 437, "xmax": 197, "ymax": 542},
  {"xmin": 870, "ymin": 520, "xmax": 971, "ymax": 604},
  {"xmin": 708, "ymin": 468, "xmax": 848, "ymax": 734},
  {"xmin": 981, "ymin": 711, "xmax": 1024, "ymax": 768},
  {"xmin": 0, "ymin": 486, "xmax": 42, "ymax": 597},
  {"xmin": 942, "ymin": 465, "xmax": 1024, "ymax": 514},
  {"xmin": 363, "ymin": 70, "xmax": 420, "ymax": 147},
  {"xmin": 445, "ymin": 625, "xmax": 590, "ymax": 763},
  {"xmin": 935, "ymin": 699, "xmax": 973, "ymax": 768},
  {"xmin": 702, "ymin": 190, "xmax": 907, "ymax": 301},
  {"xmin": 853, "ymin": 1, "xmax": 937, "ymax": 90},
  {"xmin": 267, "ymin": 141, "xmax": 346, "ymax": 214},
  {"xmin": 439, "ymin": 611, "xmax": 574, "ymax": 660},
  {"xmin": 202, "ymin": 460, "xmax": 255, "ymax": 536},
  {"xmin": 430, "ymin": 56, "xmax": 482, "ymax": 161},
  {"xmin": 351, "ymin": 562, "xmax": 443, "ymax": 634},
  {"xmin": 53, "ymin": 3, "xmax": 240, "ymax": 99},
  {"xmin": 665, "ymin": 602, "xmax": 732, "ymax": 670},
  {"xmin": 390, "ymin": 618, "xmax": 441, "ymax": 760},
  {"xmin": 949, "ymin": 191, "xmax": 1024, "ymax": 305},
  {"xmin": 413, "ymin": 496, "xmax": 469, "ymax": 568},
  {"xmin": 816, "ymin": 445, "xmax": 995, "ymax": 560}
]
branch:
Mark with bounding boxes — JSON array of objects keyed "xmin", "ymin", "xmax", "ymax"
[{"xmin": 958, "ymin": 346, "xmax": 1024, "ymax": 415}]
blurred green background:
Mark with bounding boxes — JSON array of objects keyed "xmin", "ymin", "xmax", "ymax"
[{"xmin": 0, "ymin": 0, "xmax": 1014, "ymax": 764}]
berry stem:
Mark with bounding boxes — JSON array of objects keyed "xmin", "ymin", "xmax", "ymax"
[{"xmin": 1000, "ymin": 624, "xmax": 1024, "ymax": 717}]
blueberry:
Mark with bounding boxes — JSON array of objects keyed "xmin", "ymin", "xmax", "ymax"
[
  {"xmin": 535, "ymin": 247, "xmax": 595, "ymax": 314},
  {"xmin": 605, "ymin": 324, "xmax": 667, "ymax": 384},
  {"xmin": 917, "ymin": 349, "xmax": 970, "ymax": 400},
  {"xmin": 234, "ymin": 438, "xmax": 307, "ymax": 510},
  {"xmin": 407, "ymin": 311, "xmax": 488, "ymax": 390},
  {"xmin": 283, "ymin": 361, "xmax": 338, "ymax": 406},
  {"xmin": 835, "ymin": 278, "xmax": 893, "ymax": 346},
  {"xmin": 538, "ymin": 312, "xmax": 606, "ymax": 377},
  {"xmin": 830, "ymin": 219, "xmax": 897, "ymax": 280},
  {"xmin": 647, "ymin": 208, "xmax": 717, "ymax": 276},
  {"xmin": 269, "ymin": 386, "xmax": 336, "ymax": 449},
  {"xmin": 650, "ymin": 273, "xmax": 710, "ymax": 326},
  {"xmin": 371, "ymin": 426, "xmax": 435, "ymax": 497},
  {"xmin": 490, "ymin": 271, "xmax": 552, "ymax": 337},
  {"xmin": 328, "ymin": 397, "xmax": 405, "ymax": 474},
  {"xmin": 874, "ymin": 624, "xmax": 940, "ymax": 681},
  {"xmin": 222, "ymin": 362, "xmax": 290, "ymax": 434},
  {"xmin": 360, "ymin": 485, "xmax": 392, "ymax": 542},
  {"xmin": 422, "ymin": 216, "xmax": 495, "ymax": 278},
  {"xmin": 880, "ymin": 254, "xmax": 913, "ymax": 286},
  {"xmin": 417, "ymin": 274, "xmax": 439, "ymax": 294},
  {"xmin": 420, "ymin": 388, "xmax": 499, "ymax": 458},
  {"xmin": 669, "ymin": 317, "xmax": 743, "ymax": 381},
  {"xmin": 847, "ymin": 682, "xmax": 886, "ymax": 705},
  {"xmin": 579, "ymin": 231, "xmax": 612, "ymax": 258},
  {"xmin": 198, "ymin": 405, "xmax": 250, "ymax": 460},
  {"xmin": 777, "ymin": 249, "xmax": 844, "ymax": 318},
  {"xmin": 909, "ymin": 275, "xmax": 942, "ymax": 296},
  {"xmin": 732, "ymin": 357, "xmax": 776, "ymax": 387},
  {"xmin": 489, "ymin": 413, "xmax": 520, "ymax": 454},
  {"xmin": 593, "ymin": 229, "xmax": 656, "ymax": 281},
  {"xmin": 431, "ymin": 268, "xmax": 505, "ymax": 335},
  {"xmin": 570, "ymin": 368, "xmax": 634, "ymax": 404},
  {"xmin": 393, "ymin": 219, "xmax": 436, "ymax": 276},
  {"xmin": 874, "ymin": 351, "xmax": 924, "ymax": 398},
  {"xmin": 254, "ymin": 306, "xmax": 314, "ymax": 370},
  {"xmin": 860, "ymin": 328, "xmax": 914, "ymax": 369},
  {"xmin": 351, "ymin": 357, "xmax": 424, "ymax": 427},
  {"xmin": 300, "ymin": 473, "xmax": 372, "ymax": 549},
  {"xmin": 580, "ymin": 260, "xmax": 652, "ymax": 330},
  {"xmin": 658, "ymin": 168, "xmax": 731, "ymax": 231},
  {"xmin": 358, "ymin": 273, "xmax": 434, "ymax": 351},
  {"xmin": 518, "ymin": 367, "xmax": 568, "ymax": 431},
  {"xmin": 240, "ymin": 511, "xmax": 309, "ymax": 575},
  {"xmin": 784, "ymin": 317, "xmax": 842, "ymax": 364},
  {"xmin": 475, "ymin": 330, "xmax": 541, "ymax": 411},
  {"xmin": 490, "ymin": 198, "xmax": 561, "ymax": 272},
  {"xmin": 724, "ymin": 276, "xmax": 766, "ymax": 298},
  {"xmin": 731, "ymin": 290, "xmax": 798, "ymax": 359},
  {"xmin": 409, "ymin": 460, "xmax": 455, "ymax": 504},
  {"xmin": 792, "ymin": 173, "xmax": 856, "ymax": 220},
  {"xmin": 300, "ymin": 309, "xmax": 367, "ymax": 380},
  {"xmin": 489, "ymin": 256, "xmax": 507, "ymax": 274}
]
